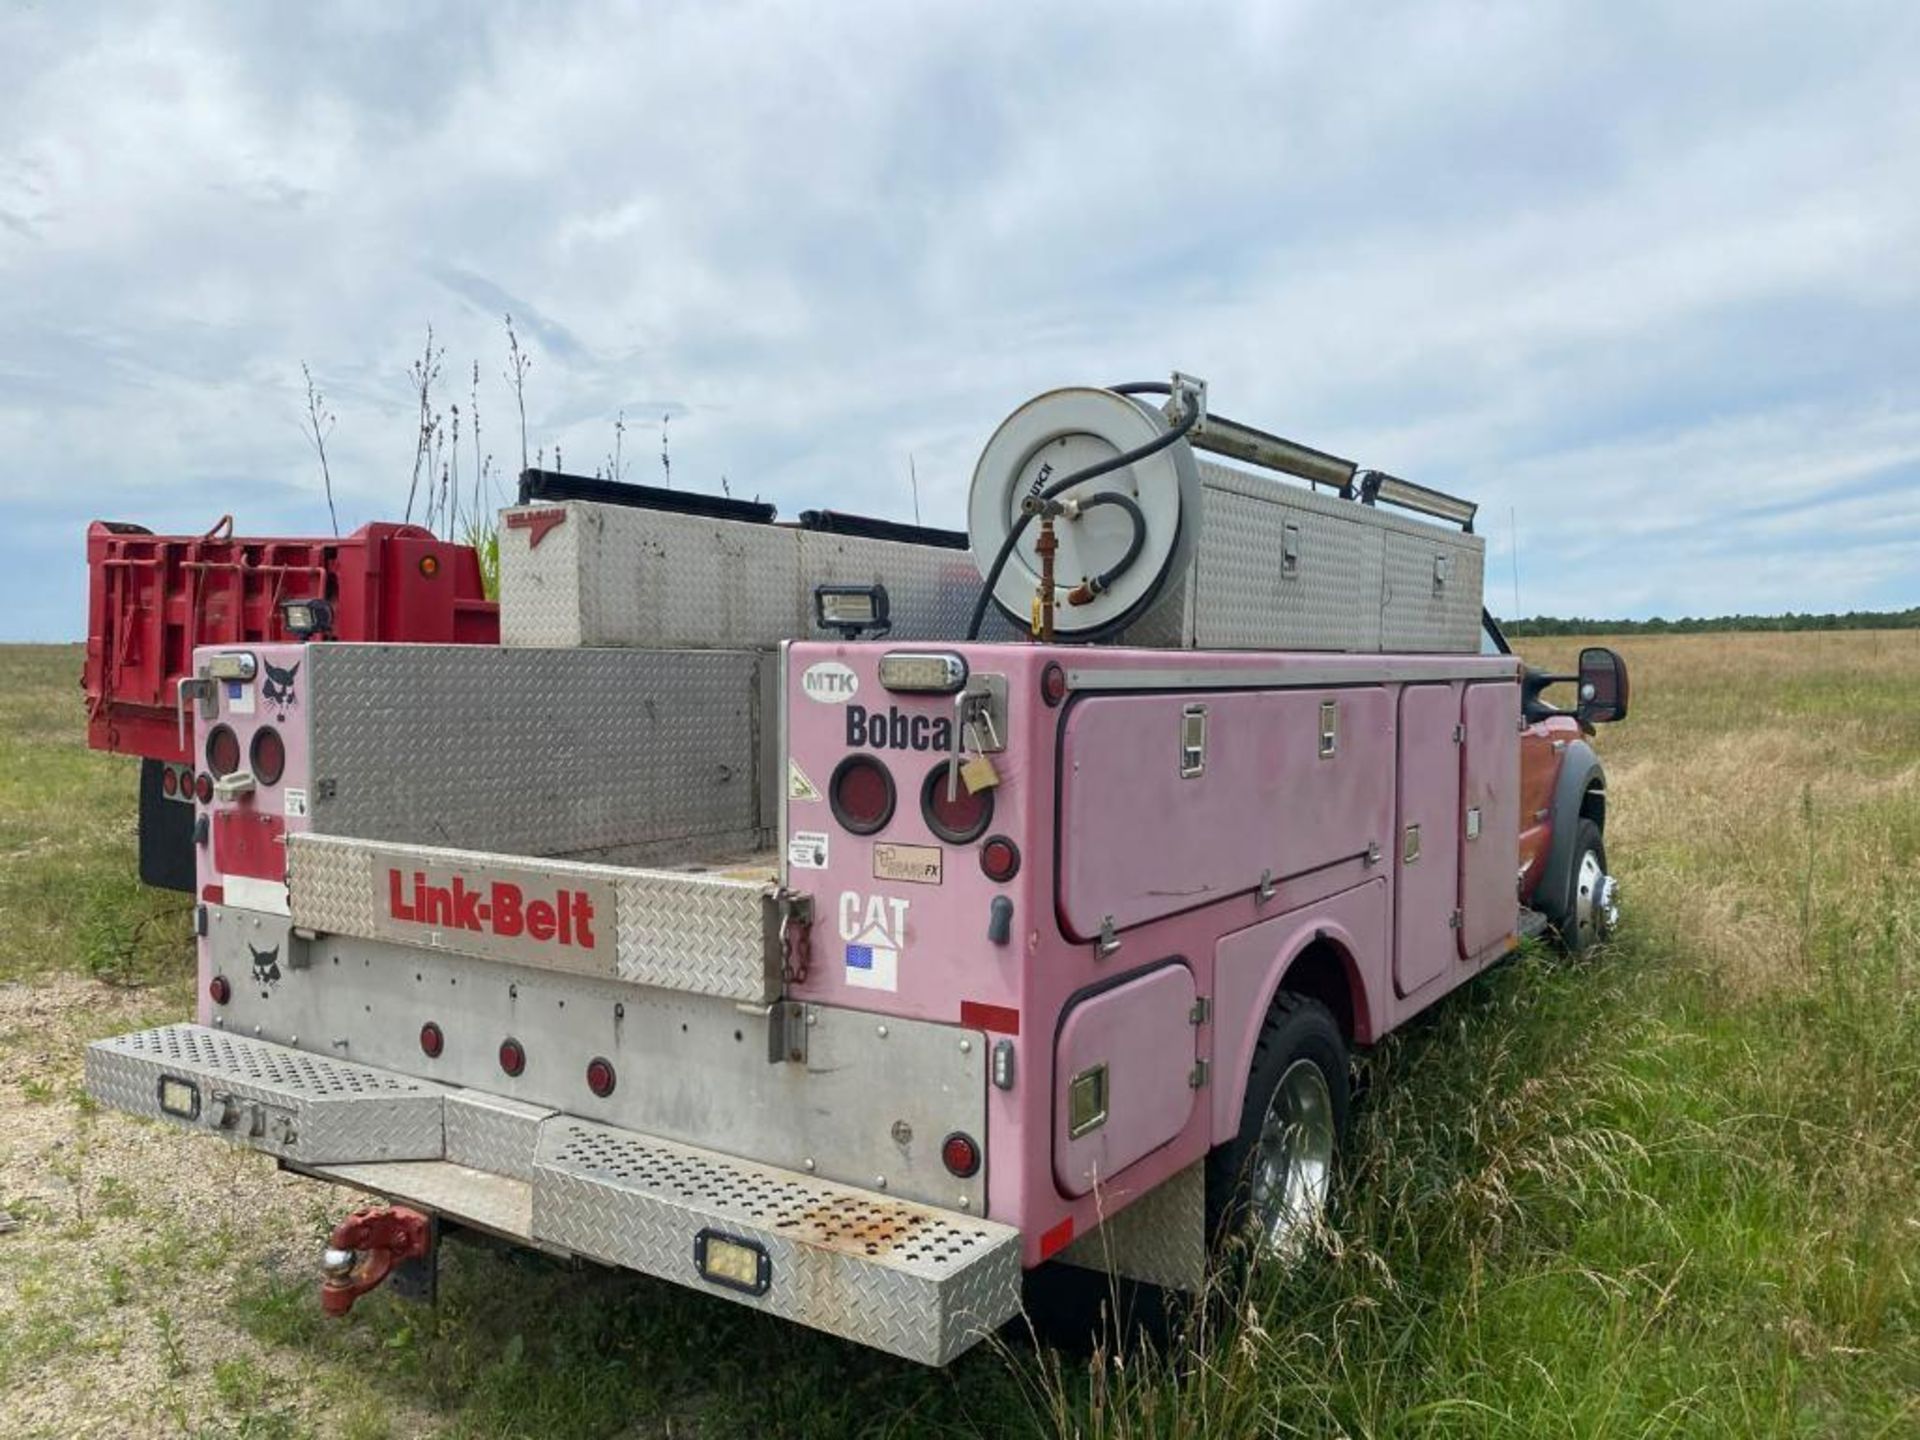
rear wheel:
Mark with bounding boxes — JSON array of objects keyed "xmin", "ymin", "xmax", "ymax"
[
  {"xmin": 1206, "ymin": 993, "xmax": 1348, "ymax": 1262},
  {"xmin": 1561, "ymin": 817, "xmax": 1618, "ymax": 954}
]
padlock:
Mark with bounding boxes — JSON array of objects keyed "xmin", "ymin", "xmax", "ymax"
[{"xmin": 961, "ymin": 753, "xmax": 1001, "ymax": 792}]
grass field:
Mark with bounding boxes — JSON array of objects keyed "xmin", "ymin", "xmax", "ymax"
[{"xmin": 1, "ymin": 634, "xmax": 1915, "ymax": 1438}]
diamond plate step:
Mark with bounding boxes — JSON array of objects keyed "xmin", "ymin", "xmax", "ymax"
[
  {"xmin": 85, "ymin": 1024, "xmax": 446, "ymax": 1164},
  {"xmin": 531, "ymin": 1117, "xmax": 1021, "ymax": 1365}
]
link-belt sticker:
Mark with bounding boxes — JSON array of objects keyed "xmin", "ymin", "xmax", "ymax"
[
  {"xmin": 801, "ymin": 661, "xmax": 858, "ymax": 704},
  {"xmin": 789, "ymin": 830, "xmax": 830, "ymax": 869},
  {"xmin": 839, "ymin": 890, "xmax": 906, "ymax": 991},
  {"xmin": 376, "ymin": 863, "xmax": 612, "ymax": 970},
  {"xmin": 787, "ymin": 759, "xmax": 821, "ymax": 802}
]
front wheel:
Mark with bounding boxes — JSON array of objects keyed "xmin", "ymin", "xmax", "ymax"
[
  {"xmin": 1561, "ymin": 817, "xmax": 1619, "ymax": 955},
  {"xmin": 1205, "ymin": 993, "xmax": 1349, "ymax": 1262}
]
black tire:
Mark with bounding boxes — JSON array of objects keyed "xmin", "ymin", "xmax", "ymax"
[
  {"xmin": 1205, "ymin": 992, "xmax": 1349, "ymax": 1257},
  {"xmin": 1559, "ymin": 817, "xmax": 1611, "ymax": 955}
]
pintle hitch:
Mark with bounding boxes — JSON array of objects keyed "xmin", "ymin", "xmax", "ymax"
[{"xmin": 319, "ymin": 1204, "xmax": 433, "ymax": 1317}]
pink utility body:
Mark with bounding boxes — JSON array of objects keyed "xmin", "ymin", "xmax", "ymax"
[{"xmin": 784, "ymin": 640, "xmax": 1522, "ymax": 1266}]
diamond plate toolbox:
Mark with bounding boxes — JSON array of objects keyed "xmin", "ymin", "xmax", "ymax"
[
  {"xmin": 304, "ymin": 644, "xmax": 773, "ymax": 862},
  {"xmin": 531, "ymin": 1117, "xmax": 1022, "ymax": 1365},
  {"xmin": 84, "ymin": 1024, "xmax": 446, "ymax": 1164},
  {"xmin": 498, "ymin": 500, "xmax": 1017, "ymax": 649},
  {"xmin": 288, "ymin": 833, "xmax": 783, "ymax": 1003}
]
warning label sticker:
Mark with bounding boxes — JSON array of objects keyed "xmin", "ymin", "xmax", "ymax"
[
  {"xmin": 788, "ymin": 830, "xmax": 830, "ymax": 869},
  {"xmin": 787, "ymin": 759, "xmax": 821, "ymax": 802}
]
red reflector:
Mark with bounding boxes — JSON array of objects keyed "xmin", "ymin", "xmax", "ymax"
[
  {"xmin": 195, "ymin": 772, "xmax": 214, "ymax": 804},
  {"xmin": 206, "ymin": 725, "xmax": 241, "ymax": 778},
  {"xmin": 419, "ymin": 1022, "xmax": 444, "ymax": 1059},
  {"xmin": 586, "ymin": 1056, "xmax": 617, "ymax": 1097},
  {"xmin": 941, "ymin": 1132, "xmax": 981, "ymax": 1178},
  {"xmin": 959, "ymin": 1001, "xmax": 1020, "ymax": 1035},
  {"xmin": 922, "ymin": 761, "xmax": 993, "ymax": 843},
  {"xmin": 1041, "ymin": 661, "xmax": 1067, "ymax": 707},
  {"xmin": 980, "ymin": 835, "xmax": 1021, "ymax": 882},
  {"xmin": 498, "ymin": 1038, "xmax": 526, "ymax": 1077},
  {"xmin": 250, "ymin": 726, "xmax": 286, "ymax": 786},
  {"xmin": 208, "ymin": 975, "xmax": 232, "ymax": 1006},
  {"xmin": 1039, "ymin": 1217, "xmax": 1075, "ymax": 1259},
  {"xmin": 161, "ymin": 766, "xmax": 179, "ymax": 797},
  {"xmin": 201, "ymin": 883, "xmax": 225, "ymax": 905}
]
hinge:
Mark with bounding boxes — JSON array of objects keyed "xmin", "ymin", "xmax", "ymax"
[
  {"xmin": 1188, "ymin": 1059, "xmax": 1210, "ymax": 1089},
  {"xmin": 1096, "ymin": 916, "xmax": 1121, "ymax": 959},
  {"xmin": 768, "ymin": 1000, "xmax": 809, "ymax": 1065},
  {"xmin": 1255, "ymin": 868, "xmax": 1276, "ymax": 905},
  {"xmin": 1189, "ymin": 997, "xmax": 1210, "ymax": 1026},
  {"xmin": 1453, "ymin": 723, "xmax": 1467, "ymax": 743},
  {"xmin": 1366, "ymin": 840, "xmax": 1382, "ymax": 866},
  {"xmin": 1448, "ymin": 909, "xmax": 1463, "ymax": 930}
]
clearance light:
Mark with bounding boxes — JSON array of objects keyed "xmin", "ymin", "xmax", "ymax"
[
  {"xmin": 813, "ymin": 583, "xmax": 891, "ymax": 640},
  {"xmin": 279, "ymin": 596, "xmax": 335, "ymax": 637},
  {"xmin": 161, "ymin": 766, "xmax": 179, "ymax": 798},
  {"xmin": 207, "ymin": 652, "xmax": 256, "ymax": 682},
  {"xmin": 695, "ymin": 1230, "xmax": 771, "ymax": 1296},
  {"xmin": 1041, "ymin": 662, "xmax": 1068, "ymax": 708},
  {"xmin": 586, "ymin": 1056, "xmax": 617, "ymax": 1097},
  {"xmin": 208, "ymin": 975, "xmax": 232, "ymax": 1005},
  {"xmin": 419, "ymin": 1022, "xmax": 444, "ymax": 1059},
  {"xmin": 194, "ymin": 772, "xmax": 215, "ymax": 805},
  {"xmin": 878, "ymin": 651, "xmax": 967, "ymax": 694},
  {"xmin": 980, "ymin": 835, "xmax": 1021, "ymax": 883},
  {"xmin": 941, "ymin": 1132, "xmax": 981, "ymax": 1178},
  {"xmin": 498, "ymin": 1037, "xmax": 527, "ymax": 1077},
  {"xmin": 418, "ymin": 555, "xmax": 440, "ymax": 578}
]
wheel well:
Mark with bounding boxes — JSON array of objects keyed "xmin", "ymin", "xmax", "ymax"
[
  {"xmin": 1278, "ymin": 939, "xmax": 1356, "ymax": 1041},
  {"xmin": 1580, "ymin": 782, "xmax": 1606, "ymax": 831}
]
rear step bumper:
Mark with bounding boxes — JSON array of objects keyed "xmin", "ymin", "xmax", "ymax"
[{"xmin": 85, "ymin": 1024, "xmax": 1020, "ymax": 1364}]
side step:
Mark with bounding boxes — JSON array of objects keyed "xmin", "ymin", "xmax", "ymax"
[{"xmin": 85, "ymin": 1024, "xmax": 1020, "ymax": 1365}]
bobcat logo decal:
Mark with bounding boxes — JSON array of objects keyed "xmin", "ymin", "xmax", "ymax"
[
  {"xmin": 261, "ymin": 660, "xmax": 300, "ymax": 717},
  {"xmin": 249, "ymin": 944, "xmax": 281, "ymax": 986}
]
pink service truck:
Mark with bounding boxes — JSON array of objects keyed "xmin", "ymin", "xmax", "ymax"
[{"xmin": 84, "ymin": 377, "xmax": 1628, "ymax": 1364}]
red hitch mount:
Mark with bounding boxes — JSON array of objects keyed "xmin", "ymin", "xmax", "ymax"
[{"xmin": 319, "ymin": 1205, "xmax": 432, "ymax": 1317}]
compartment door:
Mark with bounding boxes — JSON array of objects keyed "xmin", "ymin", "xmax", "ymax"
[
  {"xmin": 1457, "ymin": 681, "xmax": 1521, "ymax": 959},
  {"xmin": 1053, "ymin": 964, "xmax": 1197, "ymax": 1198},
  {"xmin": 1393, "ymin": 684, "xmax": 1460, "ymax": 997}
]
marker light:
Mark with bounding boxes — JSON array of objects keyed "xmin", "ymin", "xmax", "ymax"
[
  {"xmin": 878, "ymin": 651, "xmax": 967, "ymax": 694},
  {"xmin": 208, "ymin": 975, "xmax": 232, "ymax": 1006},
  {"xmin": 813, "ymin": 583, "xmax": 891, "ymax": 640},
  {"xmin": 498, "ymin": 1037, "xmax": 527, "ymax": 1077},
  {"xmin": 207, "ymin": 653, "xmax": 257, "ymax": 682},
  {"xmin": 586, "ymin": 1056, "xmax": 617, "ymax": 1097},
  {"xmin": 194, "ymin": 772, "xmax": 215, "ymax": 805},
  {"xmin": 980, "ymin": 835, "xmax": 1021, "ymax": 882},
  {"xmin": 418, "ymin": 555, "xmax": 440, "ymax": 578},
  {"xmin": 941, "ymin": 1132, "xmax": 981, "ymax": 1178},
  {"xmin": 419, "ymin": 1022, "xmax": 444, "ymax": 1059},
  {"xmin": 161, "ymin": 766, "xmax": 179, "ymax": 797},
  {"xmin": 1041, "ymin": 662, "xmax": 1068, "ymax": 707}
]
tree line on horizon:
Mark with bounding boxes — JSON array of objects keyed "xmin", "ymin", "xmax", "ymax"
[{"xmin": 1502, "ymin": 607, "xmax": 1920, "ymax": 637}]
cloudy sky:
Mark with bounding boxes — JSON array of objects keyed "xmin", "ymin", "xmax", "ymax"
[{"xmin": 3, "ymin": 1, "xmax": 1917, "ymax": 640}]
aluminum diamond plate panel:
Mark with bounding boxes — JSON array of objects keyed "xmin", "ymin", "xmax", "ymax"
[
  {"xmin": 288, "ymin": 834, "xmax": 782, "ymax": 1003},
  {"xmin": 84, "ymin": 1024, "xmax": 445, "ymax": 1164},
  {"xmin": 499, "ymin": 501, "xmax": 1016, "ymax": 649},
  {"xmin": 1380, "ymin": 527, "xmax": 1483, "ymax": 653},
  {"xmin": 443, "ymin": 1091, "xmax": 555, "ymax": 1182},
  {"xmin": 1058, "ymin": 1160, "xmax": 1208, "ymax": 1292},
  {"xmin": 530, "ymin": 1116, "xmax": 1021, "ymax": 1365},
  {"xmin": 314, "ymin": 1160, "xmax": 535, "ymax": 1240},
  {"xmin": 306, "ymin": 644, "xmax": 769, "ymax": 865}
]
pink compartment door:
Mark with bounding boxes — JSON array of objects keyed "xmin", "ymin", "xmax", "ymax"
[
  {"xmin": 1393, "ymin": 684, "xmax": 1461, "ymax": 997},
  {"xmin": 1053, "ymin": 963, "xmax": 1198, "ymax": 1197},
  {"xmin": 1458, "ymin": 681, "xmax": 1521, "ymax": 958}
]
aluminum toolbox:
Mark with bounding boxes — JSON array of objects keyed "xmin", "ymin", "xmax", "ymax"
[
  {"xmin": 287, "ymin": 833, "xmax": 786, "ymax": 1004},
  {"xmin": 299, "ymin": 644, "xmax": 775, "ymax": 866},
  {"xmin": 1124, "ymin": 461, "xmax": 1485, "ymax": 652},
  {"xmin": 84, "ymin": 1025, "xmax": 1020, "ymax": 1365},
  {"xmin": 498, "ymin": 500, "xmax": 1015, "ymax": 649}
]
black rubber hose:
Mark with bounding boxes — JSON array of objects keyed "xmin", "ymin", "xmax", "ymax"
[
  {"xmin": 1071, "ymin": 491, "xmax": 1146, "ymax": 598},
  {"xmin": 965, "ymin": 398, "xmax": 1199, "ymax": 640},
  {"xmin": 1107, "ymin": 381, "xmax": 1173, "ymax": 397}
]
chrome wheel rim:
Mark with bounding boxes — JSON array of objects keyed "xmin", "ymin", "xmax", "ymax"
[
  {"xmin": 1247, "ymin": 1058, "xmax": 1335, "ymax": 1257},
  {"xmin": 1575, "ymin": 850, "xmax": 1618, "ymax": 941}
]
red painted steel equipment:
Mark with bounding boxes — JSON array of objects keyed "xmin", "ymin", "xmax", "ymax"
[{"xmin": 84, "ymin": 516, "xmax": 497, "ymax": 764}]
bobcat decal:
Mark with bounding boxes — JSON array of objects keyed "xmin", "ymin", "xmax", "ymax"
[
  {"xmin": 249, "ymin": 943, "xmax": 281, "ymax": 986},
  {"xmin": 261, "ymin": 660, "xmax": 300, "ymax": 717}
]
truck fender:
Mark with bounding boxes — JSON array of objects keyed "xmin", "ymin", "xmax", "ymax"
[
  {"xmin": 1211, "ymin": 908, "xmax": 1372, "ymax": 1148},
  {"xmin": 1536, "ymin": 740, "xmax": 1605, "ymax": 926}
]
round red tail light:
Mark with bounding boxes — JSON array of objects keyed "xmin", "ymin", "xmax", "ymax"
[
  {"xmin": 419, "ymin": 1022, "xmax": 445, "ymax": 1059},
  {"xmin": 941, "ymin": 1132, "xmax": 981, "ymax": 1178},
  {"xmin": 1041, "ymin": 661, "xmax": 1068, "ymax": 707},
  {"xmin": 829, "ymin": 754, "xmax": 896, "ymax": 835},
  {"xmin": 208, "ymin": 975, "xmax": 232, "ymax": 1006},
  {"xmin": 250, "ymin": 727, "xmax": 286, "ymax": 786},
  {"xmin": 922, "ymin": 762, "xmax": 994, "ymax": 844},
  {"xmin": 161, "ymin": 765, "xmax": 179, "ymax": 797},
  {"xmin": 194, "ymin": 772, "xmax": 215, "ymax": 804},
  {"xmin": 980, "ymin": 835, "xmax": 1021, "ymax": 883},
  {"xmin": 498, "ymin": 1037, "xmax": 527, "ymax": 1077},
  {"xmin": 586, "ymin": 1057, "xmax": 617, "ymax": 1097},
  {"xmin": 206, "ymin": 725, "xmax": 241, "ymax": 778}
]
